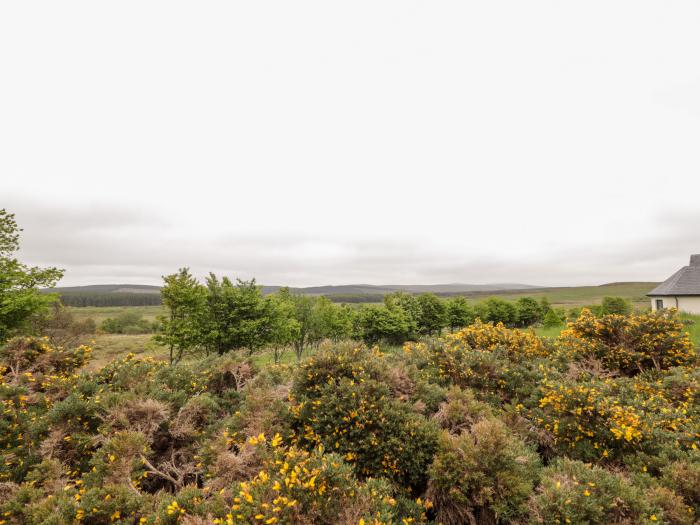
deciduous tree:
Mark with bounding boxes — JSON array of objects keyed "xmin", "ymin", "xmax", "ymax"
[{"xmin": 0, "ymin": 209, "xmax": 64, "ymax": 343}]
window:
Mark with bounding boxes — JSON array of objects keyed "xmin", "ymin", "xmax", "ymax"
[{"xmin": 656, "ymin": 299, "xmax": 664, "ymax": 310}]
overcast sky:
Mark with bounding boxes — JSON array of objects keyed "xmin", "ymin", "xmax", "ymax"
[{"xmin": 1, "ymin": 1, "xmax": 699, "ymax": 287}]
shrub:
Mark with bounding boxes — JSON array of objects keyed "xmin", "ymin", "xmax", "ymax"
[
  {"xmin": 557, "ymin": 309, "xmax": 696, "ymax": 375},
  {"xmin": 0, "ymin": 336, "xmax": 91, "ymax": 379},
  {"xmin": 516, "ymin": 297, "xmax": 544, "ymax": 327},
  {"xmin": 431, "ymin": 386, "xmax": 492, "ymax": 434},
  {"xmin": 601, "ymin": 296, "xmax": 632, "ymax": 315},
  {"xmin": 291, "ymin": 345, "xmax": 439, "ymax": 491},
  {"xmin": 427, "ymin": 418, "xmax": 540, "ymax": 525},
  {"xmin": 646, "ymin": 486, "xmax": 696, "ymax": 525},
  {"xmin": 529, "ymin": 459, "xmax": 659, "ymax": 525},
  {"xmin": 533, "ymin": 375, "xmax": 699, "ymax": 463},
  {"xmin": 413, "ymin": 325, "xmax": 553, "ymax": 404},
  {"xmin": 443, "ymin": 320, "xmax": 549, "ymax": 361},
  {"xmin": 543, "ymin": 308, "xmax": 563, "ymax": 328},
  {"xmin": 661, "ymin": 455, "xmax": 700, "ymax": 515},
  {"xmin": 212, "ymin": 438, "xmax": 429, "ymax": 525},
  {"xmin": 101, "ymin": 311, "xmax": 155, "ymax": 334}
]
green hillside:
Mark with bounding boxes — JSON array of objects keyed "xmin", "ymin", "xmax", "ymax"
[{"xmin": 453, "ymin": 282, "xmax": 658, "ymax": 309}]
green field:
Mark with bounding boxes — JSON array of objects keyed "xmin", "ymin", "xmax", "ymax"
[
  {"xmin": 458, "ymin": 282, "xmax": 658, "ymax": 310},
  {"xmin": 70, "ymin": 305, "xmax": 163, "ymax": 325}
]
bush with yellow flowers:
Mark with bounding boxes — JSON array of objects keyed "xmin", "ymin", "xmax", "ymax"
[
  {"xmin": 0, "ymin": 336, "xmax": 92, "ymax": 380},
  {"xmin": 215, "ymin": 436, "xmax": 429, "ymax": 525},
  {"xmin": 0, "ymin": 337, "xmax": 93, "ymax": 483},
  {"xmin": 557, "ymin": 309, "xmax": 696, "ymax": 375},
  {"xmin": 291, "ymin": 345, "xmax": 439, "ymax": 491},
  {"xmin": 442, "ymin": 320, "xmax": 550, "ymax": 361},
  {"xmin": 533, "ymin": 374, "xmax": 700, "ymax": 464},
  {"xmin": 408, "ymin": 328, "xmax": 556, "ymax": 404}
]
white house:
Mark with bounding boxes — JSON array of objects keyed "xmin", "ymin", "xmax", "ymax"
[{"xmin": 648, "ymin": 255, "xmax": 700, "ymax": 314}]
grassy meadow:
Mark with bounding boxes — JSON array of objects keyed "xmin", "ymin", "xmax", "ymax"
[{"xmin": 458, "ymin": 281, "xmax": 658, "ymax": 310}]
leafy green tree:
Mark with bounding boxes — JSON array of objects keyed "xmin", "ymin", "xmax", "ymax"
[
  {"xmin": 266, "ymin": 290, "xmax": 300, "ymax": 365},
  {"xmin": 539, "ymin": 297, "xmax": 551, "ymax": 317},
  {"xmin": 515, "ymin": 297, "xmax": 543, "ymax": 327},
  {"xmin": 543, "ymin": 308, "xmax": 563, "ymax": 328},
  {"xmin": 446, "ymin": 296, "xmax": 477, "ymax": 332},
  {"xmin": 415, "ymin": 293, "xmax": 448, "ymax": 336},
  {"xmin": 155, "ymin": 268, "xmax": 207, "ymax": 364},
  {"xmin": 383, "ymin": 291, "xmax": 420, "ymax": 340},
  {"xmin": 0, "ymin": 209, "xmax": 64, "ymax": 343},
  {"xmin": 480, "ymin": 298, "xmax": 518, "ymax": 326},
  {"xmin": 281, "ymin": 291, "xmax": 321, "ymax": 362},
  {"xmin": 314, "ymin": 296, "xmax": 353, "ymax": 342},
  {"xmin": 203, "ymin": 275, "xmax": 279, "ymax": 355},
  {"xmin": 354, "ymin": 304, "xmax": 414, "ymax": 345},
  {"xmin": 600, "ymin": 296, "xmax": 632, "ymax": 315}
]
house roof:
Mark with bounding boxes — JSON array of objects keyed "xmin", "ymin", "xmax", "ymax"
[{"xmin": 648, "ymin": 255, "xmax": 700, "ymax": 296}]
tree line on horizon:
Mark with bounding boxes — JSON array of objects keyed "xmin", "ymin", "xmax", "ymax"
[{"xmin": 155, "ymin": 267, "xmax": 635, "ymax": 364}]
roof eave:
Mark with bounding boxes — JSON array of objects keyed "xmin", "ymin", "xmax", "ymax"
[{"xmin": 647, "ymin": 292, "xmax": 700, "ymax": 297}]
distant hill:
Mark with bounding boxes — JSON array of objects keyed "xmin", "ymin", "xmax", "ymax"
[
  {"xmin": 47, "ymin": 282, "xmax": 537, "ymax": 307},
  {"xmin": 45, "ymin": 284, "xmax": 163, "ymax": 307},
  {"xmin": 260, "ymin": 282, "xmax": 537, "ymax": 296},
  {"xmin": 50, "ymin": 284, "xmax": 162, "ymax": 294},
  {"xmin": 45, "ymin": 281, "xmax": 659, "ymax": 308},
  {"xmin": 449, "ymin": 282, "xmax": 660, "ymax": 309}
]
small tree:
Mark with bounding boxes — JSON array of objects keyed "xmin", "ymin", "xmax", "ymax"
[
  {"xmin": 416, "ymin": 293, "xmax": 448, "ymax": 336},
  {"xmin": 155, "ymin": 268, "xmax": 207, "ymax": 364},
  {"xmin": 383, "ymin": 291, "xmax": 419, "ymax": 338},
  {"xmin": 515, "ymin": 297, "xmax": 542, "ymax": 327},
  {"xmin": 267, "ymin": 291, "xmax": 299, "ymax": 365},
  {"xmin": 354, "ymin": 304, "xmax": 414, "ymax": 346},
  {"xmin": 600, "ymin": 296, "xmax": 632, "ymax": 315},
  {"xmin": 31, "ymin": 302, "xmax": 96, "ymax": 348},
  {"xmin": 480, "ymin": 298, "xmax": 518, "ymax": 326},
  {"xmin": 446, "ymin": 296, "xmax": 476, "ymax": 332},
  {"xmin": 282, "ymin": 291, "xmax": 321, "ymax": 362},
  {"xmin": 543, "ymin": 308, "xmax": 563, "ymax": 328},
  {"xmin": 203, "ymin": 275, "xmax": 278, "ymax": 356},
  {"xmin": 0, "ymin": 209, "xmax": 64, "ymax": 343},
  {"xmin": 539, "ymin": 297, "xmax": 552, "ymax": 317},
  {"xmin": 313, "ymin": 296, "xmax": 353, "ymax": 342}
]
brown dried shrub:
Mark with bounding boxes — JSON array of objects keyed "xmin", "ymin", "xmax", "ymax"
[{"xmin": 103, "ymin": 398, "xmax": 170, "ymax": 440}]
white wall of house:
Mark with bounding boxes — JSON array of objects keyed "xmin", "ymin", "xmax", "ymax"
[{"xmin": 650, "ymin": 296, "xmax": 700, "ymax": 314}]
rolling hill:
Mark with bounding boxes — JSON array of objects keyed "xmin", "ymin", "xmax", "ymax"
[{"xmin": 46, "ymin": 281, "xmax": 659, "ymax": 309}]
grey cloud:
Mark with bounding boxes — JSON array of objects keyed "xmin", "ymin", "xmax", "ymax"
[{"xmin": 5, "ymin": 196, "xmax": 700, "ymax": 287}]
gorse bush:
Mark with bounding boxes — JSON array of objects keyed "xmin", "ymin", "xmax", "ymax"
[
  {"xmin": 406, "ymin": 322, "xmax": 554, "ymax": 404},
  {"xmin": 529, "ymin": 458, "xmax": 659, "ymax": 525},
  {"xmin": 428, "ymin": 419, "xmax": 540, "ymax": 525},
  {"xmin": 291, "ymin": 345, "xmax": 439, "ymax": 491},
  {"xmin": 557, "ymin": 309, "xmax": 696, "ymax": 375},
  {"xmin": 443, "ymin": 320, "xmax": 549, "ymax": 361}
]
